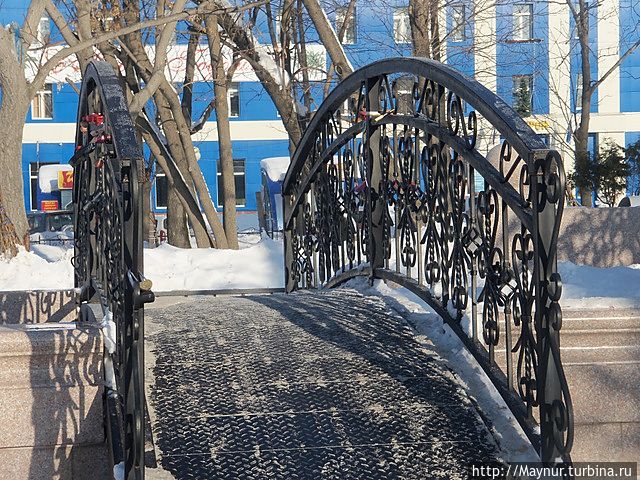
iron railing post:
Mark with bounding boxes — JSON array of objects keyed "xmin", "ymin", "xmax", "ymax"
[
  {"xmin": 366, "ymin": 76, "xmax": 385, "ymax": 280},
  {"xmin": 531, "ymin": 150, "xmax": 573, "ymax": 463},
  {"xmin": 283, "ymin": 193, "xmax": 296, "ymax": 292}
]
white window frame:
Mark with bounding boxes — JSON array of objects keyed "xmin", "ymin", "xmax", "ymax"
[
  {"xmin": 228, "ymin": 82, "xmax": 240, "ymax": 118},
  {"xmin": 451, "ymin": 4, "xmax": 466, "ymax": 42},
  {"xmin": 335, "ymin": 6, "xmax": 356, "ymax": 45},
  {"xmin": 576, "ymin": 73, "xmax": 583, "ymax": 111},
  {"xmin": 37, "ymin": 16, "xmax": 50, "ymax": 45},
  {"xmin": 29, "ymin": 162, "xmax": 56, "ymax": 211},
  {"xmin": 513, "ymin": 3, "xmax": 534, "ymax": 41},
  {"xmin": 217, "ymin": 159, "xmax": 246, "ymax": 207},
  {"xmin": 393, "ymin": 8, "xmax": 411, "ymax": 45},
  {"xmin": 31, "ymin": 84, "xmax": 53, "ymax": 120},
  {"xmin": 274, "ymin": 12, "xmax": 282, "ymax": 40},
  {"xmin": 29, "ymin": 164, "xmax": 38, "ymax": 211},
  {"xmin": 154, "ymin": 170, "xmax": 168, "ymax": 209}
]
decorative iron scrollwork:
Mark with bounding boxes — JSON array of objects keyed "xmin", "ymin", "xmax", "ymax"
[
  {"xmin": 72, "ymin": 61, "xmax": 151, "ymax": 480},
  {"xmin": 282, "ymin": 58, "xmax": 572, "ymax": 464}
]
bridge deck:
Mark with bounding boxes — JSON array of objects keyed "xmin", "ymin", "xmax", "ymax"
[{"xmin": 145, "ymin": 289, "xmax": 500, "ymax": 479}]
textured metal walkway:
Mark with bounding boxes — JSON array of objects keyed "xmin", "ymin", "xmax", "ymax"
[{"xmin": 145, "ymin": 289, "xmax": 500, "ymax": 479}]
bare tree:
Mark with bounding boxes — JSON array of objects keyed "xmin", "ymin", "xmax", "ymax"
[
  {"xmin": 205, "ymin": 14, "xmax": 240, "ymax": 249},
  {"xmin": 409, "ymin": 0, "xmax": 442, "ymax": 59},
  {"xmin": 0, "ymin": 0, "xmax": 234, "ymax": 255},
  {"xmin": 115, "ymin": 0, "xmax": 229, "ymax": 247},
  {"xmin": 303, "ymin": 0, "xmax": 354, "ymax": 77}
]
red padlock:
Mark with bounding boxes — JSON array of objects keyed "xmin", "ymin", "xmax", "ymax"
[{"xmin": 82, "ymin": 113, "xmax": 104, "ymax": 125}]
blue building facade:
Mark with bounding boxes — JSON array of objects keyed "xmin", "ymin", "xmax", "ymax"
[{"xmin": 3, "ymin": 0, "xmax": 640, "ymax": 215}]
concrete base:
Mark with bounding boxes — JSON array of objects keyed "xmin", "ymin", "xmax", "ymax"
[
  {"xmin": 0, "ymin": 322, "xmax": 109, "ymax": 479},
  {"xmin": 0, "ymin": 444, "xmax": 110, "ymax": 480},
  {"xmin": 0, "ymin": 290, "xmax": 75, "ymax": 325}
]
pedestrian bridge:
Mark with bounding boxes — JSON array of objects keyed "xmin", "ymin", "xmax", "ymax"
[
  {"xmin": 69, "ymin": 58, "xmax": 573, "ymax": 479},
  {"xmin": 145, "ymin": 290, "xmax": 502, "ymax": 478}
]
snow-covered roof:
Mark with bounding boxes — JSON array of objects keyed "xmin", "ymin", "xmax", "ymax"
[
  {"xmin": 260, "ymin": 156, "xmax": 291, "ymax": 183},
  {"xmin": 38, "ymin": 164, "xmax": 73, "ymax": 193}
]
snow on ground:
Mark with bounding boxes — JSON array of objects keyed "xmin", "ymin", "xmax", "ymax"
[
  {"xmin": 558, "ymin": 261, "xmax": 640, "ymax": 309},
  {"xmin": 145, "ymin": 237, "xmax": 283, "ymax": 292},
  {"xmin": 0, "ymin": 236, "xmax": 283, "ymax": 292},
  {"xmin": 346, "ymin": 277, "xmax": 541, "ymax": 463},
  {"xmin": 2, "ymin": 237, "xmax": 640, "ymax": 307},
  {"xmin": 0, "ymin": 245, "xmax": 74, "ymax": 291}
]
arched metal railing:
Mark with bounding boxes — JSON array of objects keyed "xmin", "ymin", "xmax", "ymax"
[
  {"xmin": 71, "ymin": 61, "xmax": 154, "ymax": 480},
  {"xmin": 283, "ymin": 57, "xmax": 573, "ymax": 464}
]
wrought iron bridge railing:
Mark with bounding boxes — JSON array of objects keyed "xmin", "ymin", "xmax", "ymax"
[
  {"xmin": 283, "ymin": 57, "xmax": 573, "ymax": 464},
  {"xmin": 71, "ymin": 61, "xmax": 154, "ymax": 480}
]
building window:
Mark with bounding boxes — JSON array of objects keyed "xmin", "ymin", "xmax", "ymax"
[
  {"xmin": 217, "ymin": 159, "xmax": 246, "ymax": 207},
  {"xmin": 575, "ymin": 73, "xmax": 584, "ymax": 110},
  {"xmin": 393, "ymin": 8, "xmax": 411, "ymax": 44},
  {"xmin": 339, "ymin": 97, "xmax": 355, "ymax": 117},
  {"xmin": 513, "ymin": 3, "xmax": 533, "ymax": 41},
  {"xmin": 274, "ymin": 12, "xmax": 282, "ymax": 40},
  {"xmin": 451, "ymin": 5, "xmax": 466, "ymax": 42},
  {"xmin": 588, "ymin": 133, "xmax": 598, "ymax": 160},
  {"xmin": 29, "ymin": 162, "xmax": 56, "ymax": 211},
  {"xmin": 32, "ymin": 84, "xmax": 53, "ymax": 119},
  {"xmin": 336, "ymin": 7, "xmax": 356, "ymax": 44},
  {"xmin": 228, "ymin": 83, "xmax": 240, "ymax": 117},
  {"xmin": 155, "ymin": 168, "xmax": 168, "ymax": 209},
  {"xmin": 37, "ymin": 16, "xmax": 50, "ymax": 44},
  {"xmin": 512, "ymin": 74, "xmax": 533, "ymax": 117}
]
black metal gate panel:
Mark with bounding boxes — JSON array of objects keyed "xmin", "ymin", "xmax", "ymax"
[
  {"xmin": 71, "ymin": 60, "xmax": 153, "ymax": 480},
  {"xmin": 283, "ymin": 57, "xmax": 573, "ymax": 464}
]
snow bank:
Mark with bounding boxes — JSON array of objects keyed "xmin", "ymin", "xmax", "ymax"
[
  {"xmin": 260, "ymin": 156, "xmax": 290, "ymax": 182},
  {"xmin": 3, "ymin": 238, "xmax": 640, "ymax": 307},
  {"xmin": 559, "ymin": 261, "xmax": 640, "ymax": 308},
  {"xmin": 0, "ymin": 246, "xmax": 74, "ymax": 291},
  {"xmin": 144, "ymin": 237, "xmax": 284, "ymax": 291},
  {"xmin": 0, "ymin": 238, "xmax": 283, "ymax": 292}
]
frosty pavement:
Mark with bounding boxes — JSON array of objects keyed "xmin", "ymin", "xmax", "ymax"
[{"xmin": 144, "ymin": 289, "xmax": 500, "ymax": 479}]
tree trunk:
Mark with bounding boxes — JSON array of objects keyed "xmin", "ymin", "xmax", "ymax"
[
  {"xmin": 155, "ymin": 93, "xmax": 202, "ymax": 247},
  {"xmin": 410, "ymin": 0, "xmax": 431, "ymax": 58},
  {"xmin": 142, "ymin": 164, "xmax": 157, "ymax": 247},
  {"xmin": 140, "ymin": 125, "xmax": 214, "ymax": 246},
  {"xmin": 119, "ymin": 0, "xmax": 225, "ymax": 247},
  {"xmin": 167, "ymin": 188, "xmax": 192, "ymax": 247},
  {"xmin": 157, "ymin": 79, "xmax": 229, "ymax": 248},
  {"xmin": 0, "ymin": 121, "xmax": 29, "ymax": 247},
  {"xmin": 0, "ymin": 187, "xmax": 21, "ymax": 258},
  {"xmin": 181, "ymin": 29, "xmax": 200, "ymax": 129},
  {"xmin": 206, "ymin": 15, "xmax": 239, "ymax": 249},
  {"xmin": 0, "ymin": 28, "xmax": 31, "ymax": 253},
  {"xmin": 574, "ymin": 126, "xmax": 592, "ymax": 206},
  {"xmin": 301, "ymin": 0, "xmax": 353, "ymax": 78},
  {"xmin": 573, "ymin": 0, "xmax": 593, "ymax": 207}
]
